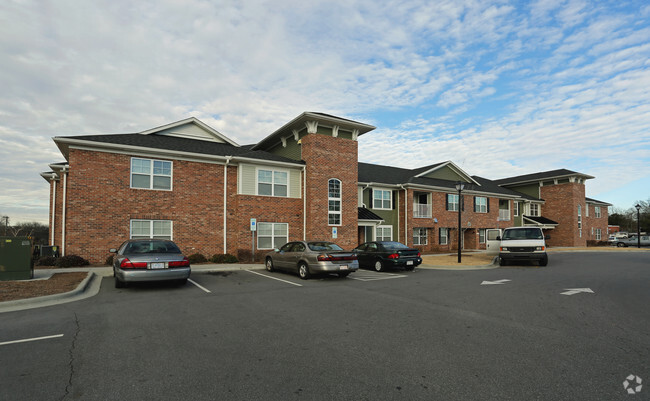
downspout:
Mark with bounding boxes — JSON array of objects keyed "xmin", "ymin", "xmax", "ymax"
[
  {"xmin": 61, "ymin": 168, "xmax": 68, "ymax": 256},
  {"xmin": 223, "ymin": 156, "xmax": 232, "ymax": 254},
  {"xmin": 400, "ymin": 185, "xmax": 407, "ymax": 245},
  {"xmin": 303, "ymin": 165, "xmax": 307, "ymax": 240}
]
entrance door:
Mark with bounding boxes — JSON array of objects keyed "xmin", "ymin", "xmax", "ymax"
[{"xmin": 486, "ymin": 229, "xmax": 502, "ymax": 254}]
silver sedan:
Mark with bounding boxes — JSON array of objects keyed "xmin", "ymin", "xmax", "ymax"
[{"xmin": 264, "ymin": 241, "xmax": 359, "ymax": 279}]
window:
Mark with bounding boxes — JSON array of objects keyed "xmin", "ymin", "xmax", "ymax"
[
  {"xmin": 595, "ymin": 228, "xmax": 602, "ymax": 240},
  {"xmin": 376, "ymin": 226, "xmax": 392, "ymax": 241},
  {"xmin": 373, "ymin": 189, "xmax": 392, "ymax": 209},
  {"xmin": 413, "ymin": 228, "xmax": 427, "ymax": 245},
  {"xmin": 530, "ymin": 204, "xmax": 540, "ymax": 217},
  {"xmin": 475, "ymin": 197, "xmax": 488, "ymax": 213},
  {"xmin": 514, "ymin": 202, "xmax": 519, "ymax": 217},
  {"xmin": 439, "ymin": 228, "xmax": 448, "ymax": 245},
  {"xmin": 595, "ymin": 206, "xmax": 601, "ymax": 218},
  {"xmin": 479, "ymin": 229, "xmax": 486, "ymax": 244},
  {"xmin": 130, "ymin": 220, "xmax": 172, "ymax": 239},
  {"xmin": 447, "ymin": 194, "xmax": 459, "ymax": 211},
  {"xmin": 257, "ymin": 222, "xmax": 288, "ymax": 250},
  {"xmin": 328, "ymin": 179, "xmax": 341, "ymax": 225},
  {"xmin": 131, "ymin": 158, "xmax": 172, "ymax": 190},
  {"xmin": 578, "ymin": 205, "xmax": 582, "ymax": 229},
  {"xmin": 257, "ymin": 169, "xmax": 288, "ymax": 197}
]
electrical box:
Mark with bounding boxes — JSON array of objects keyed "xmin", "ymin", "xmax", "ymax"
[{"xmin": 0, "ymin": 237, "xmax": 34, "ymax": 280}]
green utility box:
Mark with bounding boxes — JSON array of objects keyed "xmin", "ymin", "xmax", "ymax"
[{"xmin": 0, "ymin": 236, "xmax": 34, "ymax": 280}]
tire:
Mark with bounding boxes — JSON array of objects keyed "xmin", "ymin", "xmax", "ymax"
[
  {"xmin": 338, "ymin": 272, "xmax": 350, "ymax": 278},
  {"xmin": 539, "ymin": 256, "xmax": 548, "ymax": 267},
  {"xmin": 265, "ymin": 257, "xmax": 275, "ymax": 272},
  {"xmin": 374, "ymin": 259, "xmax": 384, "ymax": 272},
  {"xmin": 298, "ymin": 262, "xmax": 311, "ymax": 280},
  {"xmin": 617, "ymin": 242, "xmax": 626, "ymax": 247},
  {"xmin": 499, "ymin": 257, "xmax": 507, "ymax": 266}
]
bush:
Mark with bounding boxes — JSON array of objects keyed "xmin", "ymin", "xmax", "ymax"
[
  {"xmin": 188, "ymin": 253, "xmax": 207, "ymax": 264},
  {"xmin": 105, "ymin": 254, "xmax": 114, "ymax": 266},
  {"xmin": 37, "ymin": 256, "xmax": 58, "ymax": 266},
  {"xmin": 56, "ymin": 255, "xmax": 90, "ymax": 268},
  {"xmin": 210, "ymin": 253, "xmax": 239, "ymax": 264}
]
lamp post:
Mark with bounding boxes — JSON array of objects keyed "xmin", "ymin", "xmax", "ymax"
[
  {"xmin": 636, "ymin": 204, "xmax": 641, "ymax": 249},
  {"xmin": 2, "ymin": 216, "xmax": 8, "ymax": 236},
  {"xmin": 455, "ymin": 182, "xmax": 464, "ymax": 263}
]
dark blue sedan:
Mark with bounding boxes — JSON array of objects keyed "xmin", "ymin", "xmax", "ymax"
[{"xmin": 352, "ymin": 241, "xmax": 422, "ymax": 272}]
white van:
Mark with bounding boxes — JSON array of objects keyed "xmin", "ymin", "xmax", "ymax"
[{"xmin": 497, "ymin": 227, "xmax": 549, "ymax": 266}]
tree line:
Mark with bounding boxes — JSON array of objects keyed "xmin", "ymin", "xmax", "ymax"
[{"xmin": 608, "ymin": 199, "xmax": 649, "ymax": 234}]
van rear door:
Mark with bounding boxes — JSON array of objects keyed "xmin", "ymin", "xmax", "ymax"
[{"xmin": 486, "ymin": 229, "xmax": 502, "ymax": 254}]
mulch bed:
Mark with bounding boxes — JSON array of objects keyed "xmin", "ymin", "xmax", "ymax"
[{"xmin": 0, "ymin": 272, "xmax": 89, "ymax": 302}]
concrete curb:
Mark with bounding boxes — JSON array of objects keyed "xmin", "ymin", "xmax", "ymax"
[
  {"xmin": 418, "ymin": 256, "xmax": 499, "ymax": 270},
  {"xmin": 0, "ymin": 272, "xmax": 101, "ymax": 314}
]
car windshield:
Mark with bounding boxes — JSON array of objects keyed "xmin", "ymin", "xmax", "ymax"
[
  {"xmin": 502, "ymin": 228, "xmax": 544, "ymax": 240},
  {"xmin": 307, "ymin": 242, "xmax": 344, "ymax": 251},
  {"xmin": 380, "ymin": 241, "xmax": 410, "ymax": 250},
  {"xmin": 124, "ymin": 240, "xmax": 181, "ymax": 254}
]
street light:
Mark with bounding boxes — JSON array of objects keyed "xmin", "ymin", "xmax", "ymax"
[
  {"xmin": 634, "ymin": 203, "xmax": 641, "ymax": 248},
  {"xmin": 2, "ymin": 216, "xmax": 8, "ymax": 236},
  {"xmin": 455, "ymin": 182, "xmax": 465, "ymax": 263}
]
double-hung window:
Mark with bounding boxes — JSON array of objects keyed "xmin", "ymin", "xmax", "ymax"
[
  {"xmin": 413, "ymin": 228, "xmax": 427, "ymax": 245},
  {"xmin": 530, "ymin": 204, "xmax": 540, "ymax": 217},
  {"xmin": 475, "ymin": 197, "xmax": 488, "ymax": 213},
  {"xmin": 479, "ymin": 229, "xmax": 486, "ymax": 244},
  {"xmin": 130, "ymin": 220, "xmax": 172, "ymax": 239},
  {"xmin": 447, "ymin": 194, "xmax": 459, "ymax": 211},
  {"xmin": 258, "ymin": 169, "xmax": 288, "ymax": 197},
  {"xmin": 577, "ymin": 205, "xmax": 582, "ymax": 229},
  {"xmin": 328, "ymin": 179, "xmax": 341, "ymax": 225},
  {"xmin": 595, "ymin": 206, "xmax": 601, "ymax": 218},
  {"xmin": 376, "ymin": 225, "xmax": 392, "ymax": 241},
  {"xmin": 373, "ymin": 189, "xmax": 391, "ymax": 209},
  {"xmin": 257, "ymin": 222, "xmax": 288, "ymax": 250},
  {"xmin": 439, "ymin": 228, "xmax": 448, "ymax": 245},
  {"xmin": 131, "ymin": 158, "xmax": 172, "ymax": 190}
]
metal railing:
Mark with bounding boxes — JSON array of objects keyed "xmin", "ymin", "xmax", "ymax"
[{"xmin": 413, "ymin": 203, "xmax": 432, "ymax": 218}]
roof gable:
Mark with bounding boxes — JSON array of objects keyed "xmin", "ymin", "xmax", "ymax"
[
  {"xmin": 413, "ymin": 161, "xmax": 479, "ymax": 185},
  {"xmin": 139, "ymin": 117, "xmax": 239, "ymax": 146}
]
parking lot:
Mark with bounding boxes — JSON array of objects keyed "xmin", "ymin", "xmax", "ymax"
[{"xmin": 1, "ymin": 252, "xmax": 648, "ymax": 400}]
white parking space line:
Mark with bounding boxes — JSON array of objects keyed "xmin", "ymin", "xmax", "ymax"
[
  {"xmin": 188, "ymin": 278, "xmax": 212, "ymax": 293},
  {"xmin": 246, "ymin": 270, "xmax": 303, "ymax": 287},
  {"xmin": 349, "ymin": 271, "xmax": 408, "ymax": 282},
  {"xmin": 0, "ymin": 334, "xmax": 64, "ymax": 346}
]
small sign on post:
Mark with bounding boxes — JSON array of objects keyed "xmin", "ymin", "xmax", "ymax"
[
  {"xmin": 332, "ymin": 227, "xmax": 338, "ymax": 239},
  {"xmin": 250, "ymin": 218, "xmax": 257, "ymax": 262}
]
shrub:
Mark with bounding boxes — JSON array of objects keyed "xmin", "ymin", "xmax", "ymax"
[
  {"xmin": 188, "ymin": 253, "xmax": 207, "ymax": 264},
  {"xmin": 37, "ymin": 256, "xmax": 58, "ymax": 266},
  {"xmin": 56, "ymin": 255, "xmax": 90, "ymax": 268},
  {"xmin": 210, "ymin": 253, "xmax": 239, "ymax": 264}
]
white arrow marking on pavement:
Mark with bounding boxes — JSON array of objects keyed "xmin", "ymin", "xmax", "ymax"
[
  {"xmin": 481, "ymin": 279, "xmax": 511, "ymax": 285},
  {"xmin": 561, "ymin": 288, "xmax": 594, "ymax": 296}
]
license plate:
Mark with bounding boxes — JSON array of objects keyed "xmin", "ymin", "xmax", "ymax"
[
  {"xmin": 150, "ymin": 262, "xmax": 165, "ymax": 269},
  {"xmin": 407, "ymin": 261, "xmax": 414, "ymax": 265},
  {"xmin": 340, "ymin": 265, "xmax": 348, "ymax": 270}
]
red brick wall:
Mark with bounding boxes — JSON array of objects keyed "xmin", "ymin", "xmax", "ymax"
[
  {"xmin": 301, "ymin": 133, "xmax": 358, "ymax": 250},
  {"xmin": 584, "ymin": 204, "xmax": 609, "ymax": 243},
  {"xmin": 540, "ymin": 182, "xmax": 586, "ymax": 247}
]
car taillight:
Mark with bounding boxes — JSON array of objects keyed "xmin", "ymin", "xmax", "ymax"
[
  {"xmin": 169, "ymin": 257, "xmax": 190, "ymax": 267},
  {"xmin": 417, "ymin": 252, "xmax": 421, "ymax": 257},
  {"xmin": 120, "ymin": 258, "xmax": 147, "ymax": 268},
  {"xmin": 388, "ymin": 253, "xmax": 399, "ymax": 259},
  {"xmin": 317, "ymin": 254, "xmax": 331, "ymax": 261}
]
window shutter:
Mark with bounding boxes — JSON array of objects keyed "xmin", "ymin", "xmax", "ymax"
[
  {"xmin": 438, "ymin": 228, "xmax": 442, "ymax": 244},
  {"xmin": 392, "ymin": 190, "xmax": 397, "ymax": 210},
  {"xmin": 368, "ymin": 188, "xmax": 373, "ymax": 209},
  {"xmin": 446, "ymin": 194, "xmax": 449, "ymax": 211},
  {"xmin": 473, "ymin": 197, "xmax": 477, "ymax": 213},
  {"xmin": 461, "ymin": 195, "xmax": 464, "ymax": 212},
  {"xmin": 487, "ymin": 198, "xmax": 490, "ymax": 213}
]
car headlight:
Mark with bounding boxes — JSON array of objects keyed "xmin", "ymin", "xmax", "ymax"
[
  {"xmin": 535, "ymin": 246, "xmax": 545, "ymax": 251},
  {"xmin": 500, "ymin": 247, "xmax": 507, "ymax": 251}
]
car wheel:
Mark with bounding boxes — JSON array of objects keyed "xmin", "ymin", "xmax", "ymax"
[
  {"xmin": 298, "ymin": 262, "xmax": 311, "ymax": 280},
  {"xmin": 265, "ymin": 257, "xmax": 275, "ymax": 272},
  {"xmin": 338, "ymin": 272, "xmax": 350, "ymax": 278},
  {"xmin": 374, "ymin": 260, "xmax": 384, "ymax": 272},
  {"xmin": 539, "ymin": 256, "xmax": 548, "ymax": 267},
  {"xmin": 617, "ymin": 242, "xmax": 626, "ymax": 247},
  {"xmin": 499, "ymin": 257, "xmax": 507, "ymax": 266}
]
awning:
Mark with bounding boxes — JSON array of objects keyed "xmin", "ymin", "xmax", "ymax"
[
  {"xmin": 358, "ymin": 207, "xmax": 384, "ymax": 225},
  {"xmin": 523, "ymin": 215, "xmax": 558, "ymax": 229}
]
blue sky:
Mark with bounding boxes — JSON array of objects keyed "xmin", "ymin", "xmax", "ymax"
[{"xmin": 1, "ymin": 0, "xmax": 649, "ymax": 224}]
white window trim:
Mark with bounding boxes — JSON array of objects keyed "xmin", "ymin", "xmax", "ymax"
[
  {"xmin": 328, "ymin": 178, "xmax": 342, "ymax": 226},
  {"xmin": 256, "ymin": 167, "xmax": 289, "ymax": 197},
  {"xmin": 439, "ymin": 227, "xmax": 448, "ymax": 245},
  {"xmin": 376, "ymin": 225, "xmax": 393, "ymax": 241},
  {"xmin": 514, "ymin": 202, "xmax": 519, "ymax": 217},
  {"xmin": 595, "ymin": 206, "xmax": 601, "ymax": 218},
  {"xmin": 475, "ymin": 196, "xmax": 488, "ymax": 213},
  {"xmin": 447, "ymin": 194, "xmax": 459, "ymax": 212},
  {"xmin": 130, "ymin": 157, "xmax": 173, "ymax": 191},
  {"xmin": 479, "ymin": 228, "xmax": 486, "ymax": 244},
  {"xmin": 257, "ymin": 222, "xmax": 289, "ymax": 250},
  {"xmin": 130, "ymin": 219, "xmax": 173, "ymax": 240},
  {"xmin": 373, "ymin": 188, "xmax": 392, "ymax": 210},
  {"xmin": 413, "ymin": 228, "xmax": 427, "ymax": 246}
]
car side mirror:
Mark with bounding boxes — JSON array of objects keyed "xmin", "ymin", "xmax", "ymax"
[
  {"xmin": 109, "ymin": 248, "xmax": 117, "ymax": 253},
  {"xmin": 274, "ymin": 248, "xmax": 279, "ymax": 252}
]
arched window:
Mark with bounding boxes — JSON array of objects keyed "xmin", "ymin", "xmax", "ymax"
[{"xmin": 328, "ymin": 179, "xmax": 341, "ymax": 226}]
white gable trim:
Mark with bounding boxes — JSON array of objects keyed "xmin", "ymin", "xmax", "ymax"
[
  {"xmin": 139, "ymin": 117, "xmax": 239, "ymax": 147},
  {"xmin": 414, "ymin": 161, "xmax": 480, "ymax": 186}
]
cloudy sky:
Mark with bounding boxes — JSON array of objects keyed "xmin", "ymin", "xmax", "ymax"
[{"xmin": 1, "ymin": 0, "xmax": 649, "ymax": 224}]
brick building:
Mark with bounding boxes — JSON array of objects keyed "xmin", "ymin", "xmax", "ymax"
[{"xmin": 41, "ymin": 112, "xmax": 610, "ymax": 263}]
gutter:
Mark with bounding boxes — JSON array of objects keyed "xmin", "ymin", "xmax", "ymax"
[{"xmin": 223, "ymin": 156, "xmax": 232, "ymax": 254}]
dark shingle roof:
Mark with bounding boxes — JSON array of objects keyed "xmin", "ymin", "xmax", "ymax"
[
  {"xmin": 358, "ymin": 207, "xmax": 384, "ymax": 221},
  {"xmin": 493, "ymin": 169, "xmax": 594, "ymax": 185},
  {"xmin": 523, "ymin": 215, "xmax": 559, "ymax": 225},
  {"xmin": 55, "ymin": 133, "xmax": 303, "ymax": 165}
]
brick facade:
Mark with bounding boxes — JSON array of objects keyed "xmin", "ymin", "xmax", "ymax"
[{"xmin": 540, "ymin": 182, "xmax": 586, "ymax": 247}]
